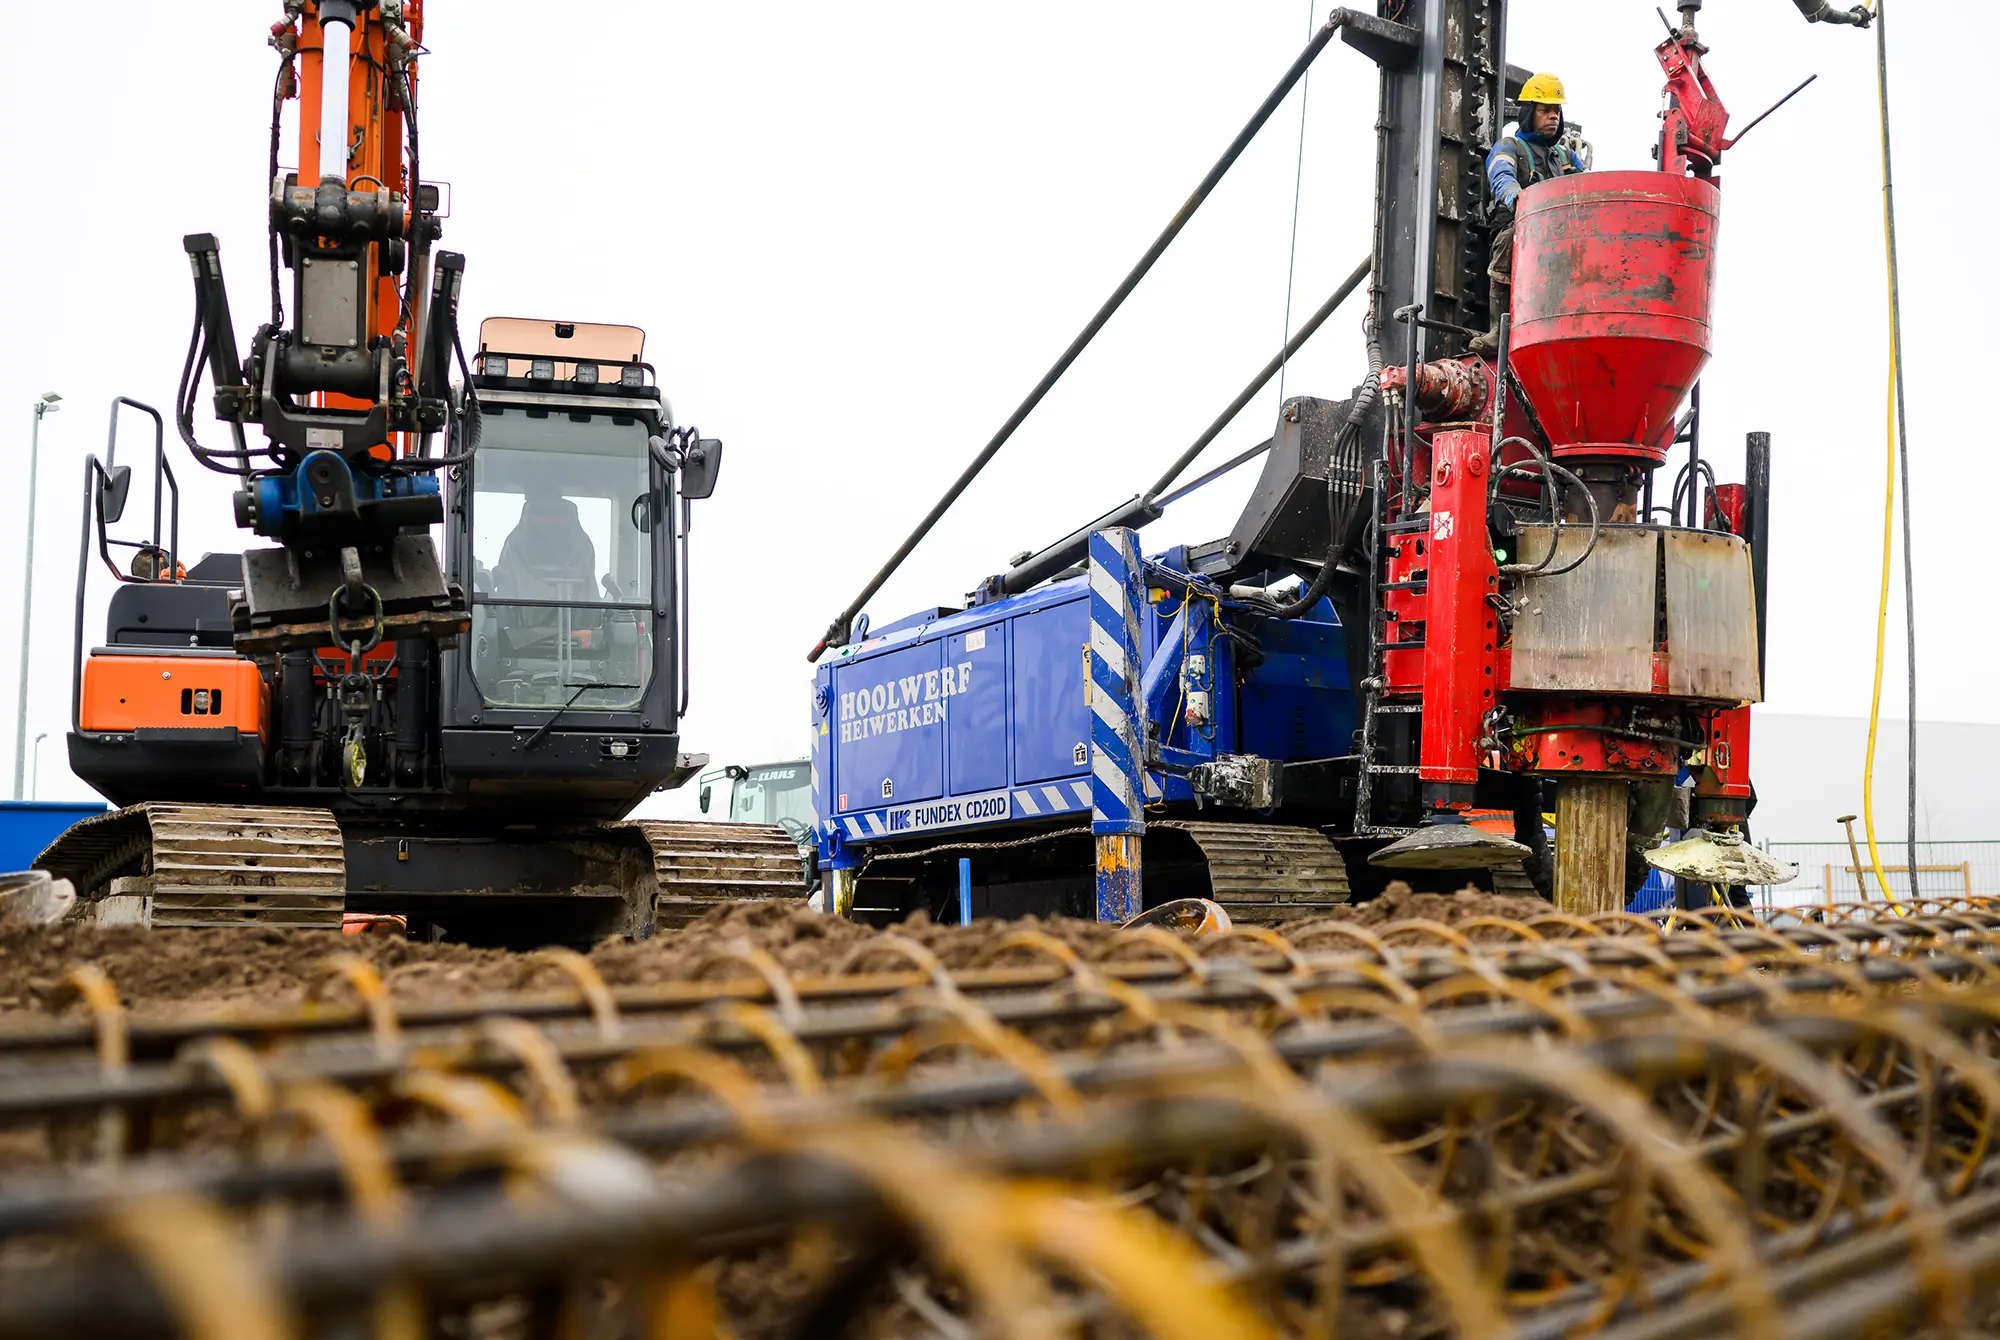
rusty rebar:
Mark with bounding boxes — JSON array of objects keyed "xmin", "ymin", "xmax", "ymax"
[{"xmin": 5, "ymin": 897, "xmax": 2000, "ymax": 1337}]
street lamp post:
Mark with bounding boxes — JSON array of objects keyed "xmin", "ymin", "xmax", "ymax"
[
  {"xmin": 30, "ymin": 733, "xmax": 47, "ymax": 800},
  {"xmin": 14, "ymin": 392, "xmax": 60, "ymax": 801}
]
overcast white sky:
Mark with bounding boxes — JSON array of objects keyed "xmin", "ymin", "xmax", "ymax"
[{"xmin": 1, "ymin": 1, "xmax": 1990, "ymax": 818}]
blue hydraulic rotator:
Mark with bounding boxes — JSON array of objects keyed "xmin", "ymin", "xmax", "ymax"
[{"xmin": 233, "ymin": 450, "xmax": 443, "ymax": 542}]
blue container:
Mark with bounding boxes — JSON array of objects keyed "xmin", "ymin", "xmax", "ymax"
[{"xmin": 0, "ymin": 801, "xmax": 110, "ymax": 873}]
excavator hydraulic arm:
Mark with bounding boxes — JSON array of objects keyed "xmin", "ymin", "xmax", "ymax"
[{"xmin": 176, "ymin": 0, "xmax": 468, "ymax": 655}]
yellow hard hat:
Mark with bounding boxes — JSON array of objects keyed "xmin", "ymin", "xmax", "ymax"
[{"xmin": 1519, "ymin": 72, "xmax": 1566, "ymax": 106}]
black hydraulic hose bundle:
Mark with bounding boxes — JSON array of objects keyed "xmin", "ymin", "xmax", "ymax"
[
  {"xmin": 806, "ymin": 14, "xmax": 1352, "ymax": 660},
  {"xmin": 1267, "ymin": 302, "xmax": 1385, "ymax": 620},
  {"xmin": 266, "ymin": 60, "xmax": 287, "ymax": 328},
  {"xmin": 446, "ymin": 329, "xmax": 482, "ymax": 456},
  {"xmin": 1494, "ymin": 455, "xmax": 1602, "ymax": 579},
  {"xmin": 174, "ymin": 302, "xmax": 266, "ymax": 480},
  {"xmin": 174, "ymin": 305, "xmax": 213, "ymax": 467},
  {"xmin": 1669, "ymin": 456, "xmax": 1720, "ymax": 530},
  {"xmin": 1263, "ymin": 474, "xmax": 1346, "ymax": 620},
  {"xmin": 394, "ymin": 57, "xmax": 432, "ymax": 383},
  {"xmin": 393, "ymin": 329, "xmax": 481, "ymax": 472}
]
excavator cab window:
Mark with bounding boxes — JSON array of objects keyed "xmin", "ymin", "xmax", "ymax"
[{"xmin": 467, "ymin": 406, "xmax": 655, "ymax": 711}]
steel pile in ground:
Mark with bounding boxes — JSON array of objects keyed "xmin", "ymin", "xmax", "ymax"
[{"xmin": 3, "ymin": 897, "xmax": 2000, "ymax": 1338}]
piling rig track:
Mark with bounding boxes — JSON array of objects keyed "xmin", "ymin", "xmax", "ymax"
[
  {"xmin": 1156, "ymin": 820, "xmax": 1354, "ymax": 922},
  {"xmin": 7, "ymin": 899, "xmax": 2000, "ymax": 1338}
]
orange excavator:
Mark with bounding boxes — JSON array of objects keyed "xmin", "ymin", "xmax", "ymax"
[{"xmin": 43, "ymin": 1, "xmax": 806, "ymax": 943}]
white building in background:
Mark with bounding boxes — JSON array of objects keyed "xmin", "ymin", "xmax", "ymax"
[
  {"xmin": 1749, "ymin": 714, "xmax": 2000, "ymax": 844},
  {"xmin": 1748, "ymin": 714, "xmax": 2000, "ymax": 906}
]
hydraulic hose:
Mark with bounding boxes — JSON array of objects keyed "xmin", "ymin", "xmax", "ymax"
[
  {"xmin": 1490, "ymin": 434, "xmax": 1556, "ymax": 525},
  {"xmin": 1265, "ymin": 444, "xmax": 1346, "ymax": 620},
  {"xmin": 395, "ymin": 329, "xmax": 481, "ymax": 472},
  {"xmin": 267, "ymin": 59, "xmax": 287, "ymax": 327},
  {"xmin": 1493, "ymin": 457, "xmax": 1601, "ymax": 578},
  {"xmin": 1791, "ymin": 0, "xmax": 1871, "ymax": 24},
  {"xmin": 1269, "ymin": 302, "xmax": 1385, "ymax": 620},
  {"xmin": 1669, "ymin": 456, "xmax": 1720, "ymax": 530},
  {"xmin": 174, "ymin": 307, "xmax": 265, "ymax": 479},
  {"xmin": 396, "ymin": 62, "xmax": 429, "ymax": 387}
]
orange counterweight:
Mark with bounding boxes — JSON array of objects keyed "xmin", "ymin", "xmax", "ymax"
[{"xmin": 80, "ymin": 655, "xmax": 269, "ymax": 738}]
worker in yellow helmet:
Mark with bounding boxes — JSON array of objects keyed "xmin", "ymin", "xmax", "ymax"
[{"xmin": 1470, "ymin": 73, "xmax": 1585, "ymax": 357}]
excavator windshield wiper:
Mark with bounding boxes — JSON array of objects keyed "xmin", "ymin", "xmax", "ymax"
[{"xmin": 520, "ymin": 681, "xmax": 640, "ymax": 752}]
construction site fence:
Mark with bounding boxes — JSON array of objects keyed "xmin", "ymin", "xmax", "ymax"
[{"xmin": 1756, "ymin": 839, "xmax": 2000, "ymax": 910}]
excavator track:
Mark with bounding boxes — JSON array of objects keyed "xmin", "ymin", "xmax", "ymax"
[
  {"xmin": 633, "ymin": 820, "xmax": 811, "ymax": 927},
  {"xmin": 37, "ymin": 804, "xmax": 347, "ymax": 930},
  {"xmin": 38, "ymin": 808, "xmax": 809, "ymax": 937},
  {"xmin": 1154, "ymin": 820, "xmax": 1351, "ymax": 924}
]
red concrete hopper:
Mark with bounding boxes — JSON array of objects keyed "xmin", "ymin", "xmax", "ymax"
[{"xmin": 1509, "ymin": 171, "xmax": 1720, "ymax": 469}]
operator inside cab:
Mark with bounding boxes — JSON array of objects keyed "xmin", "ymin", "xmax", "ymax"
[
  {"xmin": 494, "ymin": 485, "xmax": 600, "ymax": 658},
  {"xmin": 1471, "ymin": 73, "xmax": 1585, "ymax": 357},
  {"xmin": 497, "ymin": 487, "xmax": 598, "ymax": 599}
]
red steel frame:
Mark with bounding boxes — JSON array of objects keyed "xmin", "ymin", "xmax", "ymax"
[{"xmin": 1370, "ymin": 25, "xmax": 1761, "ymax": 839}]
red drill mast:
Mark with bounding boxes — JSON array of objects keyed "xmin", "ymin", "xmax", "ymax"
[{"xmin": 1369, "ymin": 17, "xmax": 1767, "ymax": 909}]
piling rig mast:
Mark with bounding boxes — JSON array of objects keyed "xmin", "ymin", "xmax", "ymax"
[
  {"xmin": 1337, "ymin": 4, "xmax": 1799, "ymax": 909},
  {"xmin": 1230, "ymin": 0, "xmax": 1844, "ymax": 908}
]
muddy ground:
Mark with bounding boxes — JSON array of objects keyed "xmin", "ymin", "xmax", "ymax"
[{"xmin": 0, "ymin": 884, "xmax": 1557, "ymax": 1021}]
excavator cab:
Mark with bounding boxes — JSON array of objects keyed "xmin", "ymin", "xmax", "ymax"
[
  {"xmin": 426, "ymin": 317, "xmax": 719, "ymax": 809},
  {"xmin": 59, "ymin": 322, "xmax": 734, "ymax": 939},
  {"xmin": 464, "ymin": 320, "xmax": 657, "ymax": 712},
  {"xmin": 67, "ymin": 322, "xmax": 722, "ymax": 823}
]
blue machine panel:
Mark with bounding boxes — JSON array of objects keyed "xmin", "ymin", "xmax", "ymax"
[
  {"xmin": 1010, "ymin": 598, "xmax": 1089, "ymax": 785},
  {"xmin": 1239, "ymin": 610, "xmax": 1355, "ymax": 762},
  {"xmin": 947, "ymin": 622, "xmax": 1009, "ymax": 794},
  {"xmin": 830, "ymin": 640, "xmax": 945, "ymax": 811}
]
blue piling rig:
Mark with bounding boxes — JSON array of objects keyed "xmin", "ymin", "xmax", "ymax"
[{"xmin": 807, "ymin": 0, "xmax": 1864, "ymax": 925}]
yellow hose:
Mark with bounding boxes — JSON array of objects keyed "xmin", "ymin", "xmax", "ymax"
[{"xmin": 1860, "ymin": 0, "xmax": 1901, "ymax": 906}]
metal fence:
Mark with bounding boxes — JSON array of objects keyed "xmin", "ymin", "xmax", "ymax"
[{"xmin": 1755, "ymin": 840, "xmax": 2000, "ymax": 913}]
